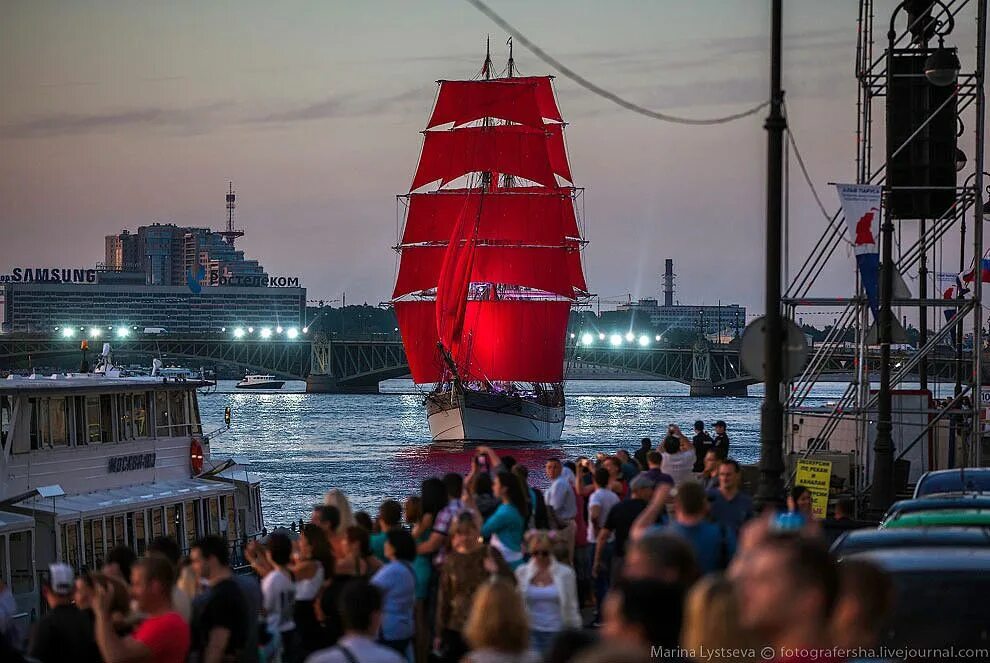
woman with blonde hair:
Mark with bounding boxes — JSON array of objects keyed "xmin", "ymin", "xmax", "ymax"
[
  {"xmin": 681, "ymin": 574, "xmax": 756, "ymax": 663},
  {"xmin": 324, "ymin": 488, "xmax": 355, "ymax": 529},
  {"xmin": 463, "ymin": 578, "xmax": 538, "ymax": 663},
  {"xmin": 514, "ymin": 530, "xmax": 581, "ymax": 656}
]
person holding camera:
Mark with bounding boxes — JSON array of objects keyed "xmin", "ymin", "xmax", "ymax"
[{"xmin": 661, "ymin": 424, "xmax": 697, "ymax": 486}]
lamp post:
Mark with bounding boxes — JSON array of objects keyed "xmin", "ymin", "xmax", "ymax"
[{"xmin": 756, "ymin": 0, "xmax": 787, "ymax": 509}]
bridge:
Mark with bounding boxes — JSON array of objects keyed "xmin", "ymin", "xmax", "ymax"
[{"xmin": 0, "ymin": 334, "xmax": 970, "ymax": 396}]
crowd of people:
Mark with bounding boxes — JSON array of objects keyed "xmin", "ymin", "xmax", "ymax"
[{"xmin": 4, "ymin": 419, "xmax": 897, "ymax": 663}]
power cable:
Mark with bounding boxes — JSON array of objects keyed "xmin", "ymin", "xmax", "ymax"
[
  {"xmin": 464, "ymin": 0, "xmax": 769, "ymax": 125},
  {"xmin": 783, "ymin": 105, "xmax": 854, "ymax": 248}
]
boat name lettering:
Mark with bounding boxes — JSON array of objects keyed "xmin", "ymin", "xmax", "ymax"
[
  {"xmin": 207, "ymin": 274, "xmax": 299, "ymax": 288},
  {"xmin": 107, "ymin": 452, "xmax": 157, "ymax": 473},
  {"xmin": 0, "ymin": 268, "xmax": 97, "ymax": 284}
]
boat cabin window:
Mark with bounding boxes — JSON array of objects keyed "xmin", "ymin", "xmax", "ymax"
[
  {"xmin": 50, "ymin": 396, "xmax": 68, "ymax": 447},
  {"xmin": 190, "ymin": 391, "xmax": 202, "ymax": 434},
  {"xmin": 169, "ymin": 390, "xmax": 189, "ymax": 436},
  {"xmin": 133, "ymin": 393, "xmax": 149, "ymax": 437},
  {"xmin": 28, "ymin": 397, "xmax": 70, "ymax": 449},
  {"xmin": 1, "ymin": 395, "xmax": 11, "ymax": 449},
  {"xmin": 155, "ymin": 391, "xmax": 169, "ymax": 436},
  {"xmin": 7, "ymin": 530, "xmax": 34, "ymax": 593},
  {"xmin": 86, "ymin": 395, "xmax": 102, "ymax": 444},
  {"xmin": 100, "ymin": 395, "xmax": 113, "ymax": 443}
]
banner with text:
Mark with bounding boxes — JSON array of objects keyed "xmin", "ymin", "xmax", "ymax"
[{"xmin": 795, "ymin": 459, "xmax": 832, "ymax": 520}]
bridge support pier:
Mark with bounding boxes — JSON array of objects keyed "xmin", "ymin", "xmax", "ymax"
[
  {"xmin": 689, "ymin": 380, "xmax": 715, "ymax": 397},
  {"xmin": 305, "ymin": 375, "xmax": 380, "ymax": 394}
]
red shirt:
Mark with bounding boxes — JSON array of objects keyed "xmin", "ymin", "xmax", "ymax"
[{"xmin": 133, "ymin": 611, "xmax": 190, "ymax": 663}]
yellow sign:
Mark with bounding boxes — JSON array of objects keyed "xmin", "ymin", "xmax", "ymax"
[{"xmin": 795, "ymin": 459, "xmax": 832, "ymax": 519}]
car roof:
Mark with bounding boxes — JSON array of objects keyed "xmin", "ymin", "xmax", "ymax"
[
  {"xmin": 885, "ymin": 495, "xmax": 990, "ymax": 517},
  {"xmin": 848, "ymin": 546, "xmax": 990, "ymax": 572},
  {"xmin": 883, "ymin": 510, "xmax": 990, "ymax": 528},
  {"xmin": 831, "ymin": 526, "xmax": 990, "ymax": 555},
  {"xmin": 915, "ymin": 468, "xmax": 990, "ymax": 497}
]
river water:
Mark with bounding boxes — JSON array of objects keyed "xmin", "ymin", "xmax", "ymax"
[{"xmin": 199, "ymin": 379, "xmax": 944, "ymax": 527}]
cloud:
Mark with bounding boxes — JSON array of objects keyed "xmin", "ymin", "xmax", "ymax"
[
  {"xmin": 0, "ymin": 102, "xmax": 231, "ymax": 139},
  {"xmin": 250, "ymin": 94, "xmax": 353, "ymax": 123},
  {"xmin": 249, "ymin": 86, "xmax": 432, "ymax": 125}
]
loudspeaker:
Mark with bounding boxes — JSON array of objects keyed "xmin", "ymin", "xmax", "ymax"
[{"xmin": 886, "ymin": 48, "xmax": 958, "ymax": 219}]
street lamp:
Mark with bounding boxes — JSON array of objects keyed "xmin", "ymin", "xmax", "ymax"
[
  {"xmin": 924, "ymin": 36, "xmax": 961, "ymax": 86},
  {"xmin": 61, "ymin": 327, "xmax": 75, "ymax": 338},
  {"xmin": 609, "ymin": 334, "xmax": 622, "ymax": 346}
]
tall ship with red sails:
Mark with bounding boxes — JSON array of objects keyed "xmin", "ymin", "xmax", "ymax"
[{"xmin": 391, "ymin": 46, "xmax": 588, "ymax": 442}]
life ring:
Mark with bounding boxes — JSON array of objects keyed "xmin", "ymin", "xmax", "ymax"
[{"xmin": 190, "ymin": 438, "xmax": 204, "ymax": 475}]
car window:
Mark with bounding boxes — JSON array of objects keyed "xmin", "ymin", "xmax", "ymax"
[
  {"xmin": 917, "ymin": 472, "xmax": 990, "ymax": 496},
  {"xmin": 881, "ymin": 570, "xmax": 990, "ymax": 649}
]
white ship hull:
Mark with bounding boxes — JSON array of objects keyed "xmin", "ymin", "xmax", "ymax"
[{"xmin": 425, "ymin": 389, "xmax": 565, "ymax": 442}]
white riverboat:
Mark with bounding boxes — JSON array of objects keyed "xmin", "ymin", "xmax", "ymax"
[
  {"xmin": 235, "ymin": 374, "xmax": 285, "ymax": 390},
  {"xmin": 0, "ymin": 345, "xmax": 264, "ymax": 622}
]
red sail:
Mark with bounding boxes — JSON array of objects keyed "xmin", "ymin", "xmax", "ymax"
[
  {"xmin": 402, "ymin": 189, "xmax": 579, "ymax": 245},
  {"xmin": 395, "ymin": 299, "xmax": 570, "ymax": 383},
  {"xmin": 411, "ymin": 125, "xmax": 562, "ymax": 191},
  {"xmin": 427, "ymin": 80, "xmax": 546, "ymax": 130},
  {"xmin": 394, "ymin": 300, "xmax": 444, "ymax": 384},
  {"xmin": 494, "ymin": 76, "xmax": 562, "ymax": 122},
  {"xmin": 435, "ymin": 200, "xmax": 477, "ymax": 357},
  {"xmin": 393, "ymin": 244, "xmax": 576, "ymax": 299},
  {"xmin": 545, "ymin": 123, "xmax": 572, "ymax": 183},
  {"xmin": 464, "ymin": 299, "xmax": 571, "ymax": 382}
]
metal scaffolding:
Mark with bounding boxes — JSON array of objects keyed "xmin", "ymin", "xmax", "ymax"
[{"xmin": 783, "ymin": 0, "xmax": 988, "ymax": 506}]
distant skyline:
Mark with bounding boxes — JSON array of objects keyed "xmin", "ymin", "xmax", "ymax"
[{"xmin": 1, "ymin": 1, "xmax": 982, "ymax": 318}]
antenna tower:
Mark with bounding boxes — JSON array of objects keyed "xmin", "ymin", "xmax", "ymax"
[{"xmin": 220, "ymin": 181, "xmax": 245, "ymax": 245}]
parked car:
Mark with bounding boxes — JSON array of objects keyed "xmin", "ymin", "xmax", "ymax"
[
  {"xmin": 831, "ymin": 526, "xmax": 990, "ymax": 555},
  {"xmin": 882, "ymin": 509, "xmax": 990, "ymax": 529},
  {"xmin": 882, "ymin": 495, "xmax": 990, "ymax": 522},
  {"xmin": 847, "ymin": 548, "xmax": 990, "ymax": 655},
  {"xmin": 913, "ymin": 467, "xmax": 990, "ymax": 498}
]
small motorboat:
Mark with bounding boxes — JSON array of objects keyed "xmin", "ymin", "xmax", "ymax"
[{"xmin": 235, "ymin": 374, "xmax": 285, "ymax": 390}]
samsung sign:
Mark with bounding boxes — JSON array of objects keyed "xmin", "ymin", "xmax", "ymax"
[{"xmin": 0, "ymin": 268, "xmax": 97, "ymax": 283}]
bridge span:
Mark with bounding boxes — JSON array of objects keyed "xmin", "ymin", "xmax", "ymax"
[{"xmin": 0, "ymin": 334, "xmax": 966, "ymax": 396}]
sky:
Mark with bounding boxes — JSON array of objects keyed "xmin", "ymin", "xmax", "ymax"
[{"xmin": 0, "ymin": 1, "xmax": 983, "ymax": 321}]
